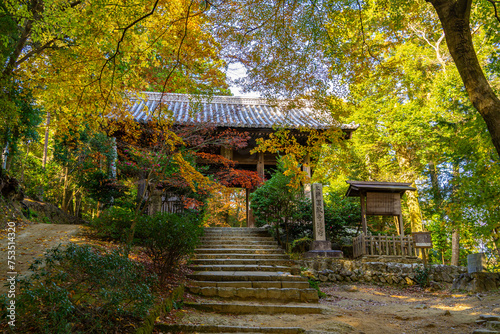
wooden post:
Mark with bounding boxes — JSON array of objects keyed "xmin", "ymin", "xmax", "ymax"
[
  {"xmin": 257, "ymin": 152, "xmax": 265, "ymax": 180},
  {"xmin": 246, "ymin": 188, "xmax": 255, "ymax": 228},
  {"xmin": 398, "ymin": 214, "xmax": 404, "ymax": 237},
  {"xmin": 360, "ymin": 192, "xmax": 367, "ymax": 235},
  {"xmin": 303, "ymin": 153, "xmax": 311, "ymax": 199}
]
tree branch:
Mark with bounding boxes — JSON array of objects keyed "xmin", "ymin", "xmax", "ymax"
[
  {"xmin": 355, "ymin": 0, "xmax": 379, "ymax": 62},
  {"xmin": 487, "ymin": 0, "xmax": 500, "ymax": 22}
]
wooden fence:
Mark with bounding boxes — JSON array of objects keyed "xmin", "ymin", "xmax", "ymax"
[
  {"xmin": 146, "ymin": 191, "xmax": 185, "ymax": 215},
  {"xmin": 353, "ymin": 234, "xmax": 416, "ymax": 258}
]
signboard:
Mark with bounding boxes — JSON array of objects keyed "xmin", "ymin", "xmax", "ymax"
[
  {"xmin": 412, "ymin": 232, "xmax": 432, "ymax": 248},
  {"xmin": 366, "ymin": 192, "xmax": 401, "ymax": 216}
]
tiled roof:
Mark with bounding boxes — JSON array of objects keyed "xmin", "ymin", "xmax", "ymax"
[{"xmin": 126, "ymin": 92, "xmax": 358, "ymax": 130}]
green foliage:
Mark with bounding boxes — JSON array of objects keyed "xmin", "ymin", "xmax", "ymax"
[
  {"xmin": 289, "ymin": 236, "xmax": 313, "ymax": 253},
  {"xmin": 307, "ymin": 278, "xmax": 327, "ymax": 299},
  {"xmin": 1, "ymin": 244, "xmax": 157, "ymax": 333},
  {"xmin": 135, "ymin": 211, "xmax": 204, "ymax": 282},
  {"xmin": 89, "ymin": 207, "xmax": 136, "ymax": 241},
  {"xmin": 250, "ymin": 157, "xmax": 304, "ymax": 228},
  {"xmin": 413, "ymin": 266, "xmax": 430, "ymax": 288}
]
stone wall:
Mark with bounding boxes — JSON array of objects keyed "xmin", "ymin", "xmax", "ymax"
[
  {"xmin": 452, "ymin": 272, "xmax": 500, "ymax": 293},
  {"xmin": 298, "ymin": 258, "xmax": 467, "ymax": 286}
]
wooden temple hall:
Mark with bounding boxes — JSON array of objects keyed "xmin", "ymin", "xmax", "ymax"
[{"xmin": 126, "ymin": 92, "xmax": 358, "ymax": 226}]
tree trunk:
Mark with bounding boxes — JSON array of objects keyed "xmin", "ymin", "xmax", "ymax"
[
  {"xmin": 405, "ymin": 187, "xmax": 424, "ymax": 232},
  {"xmin": 108, "ymin": 137, "xmax": 117, "ymax": 206},
  {"xmin": 20, "ymin": 143, "xmax": 30, "ymax": 183},
  {"xmin": 2, "ymin": 141, "xmax": 9, "ymax": 170},
  {"xmin": 429, "ymin": 0, "xmax": 500, "ymax": 157},
  {"xmin": 492, "ymin": 228, "xmax": 500, "ymax": 260},
  {"xmin": 62, "ymin": 167, "xmax": 71, "ymax": 212},
  {"xmin": 74, "ymin": 190, "xmax": 82, "ymax": 218},
  {"xmin": 42, "ymin": 112, "xmax": 50, "ymax": 169},
  {"xmin": 451, "ymin": 228, "xmax": 460, "ymax": 266}
]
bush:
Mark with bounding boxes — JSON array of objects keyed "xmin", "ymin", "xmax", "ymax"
[
  {"xmin": 135, "ymin": 211, "xmax": 204, "ymax": 282},
  {"xmin": 89, "ymin": 206, "xmax": 135, "ymax": 241},
  {"xmin": 0, "ymin": 244, "xmax": 157, "ymax": 333},
  {"xmin": 414, "ymin": 266, "xmax": 430, "ymax": 288}
]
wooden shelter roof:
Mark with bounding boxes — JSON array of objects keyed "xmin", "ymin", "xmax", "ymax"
[
  {"xmin": 126, "ymin": 92, "xmax": 359, "ymax": 131},
  {"xmin": 345, "ymin": 181, "xmax": 416, "ymax": 197}
]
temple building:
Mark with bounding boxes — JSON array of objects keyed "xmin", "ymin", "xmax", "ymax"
[{"xmin": 125, "ymin": 92, "xmax": 358, "ymax": 225}]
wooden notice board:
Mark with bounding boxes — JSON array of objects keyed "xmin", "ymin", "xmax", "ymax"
[
  {"xmin": 412, "ymin": 232, "xmax": 432, "ymax": 248},
  {"xmin": 366, "ymin": 192, "xmax": 401, "ymax": 216}
]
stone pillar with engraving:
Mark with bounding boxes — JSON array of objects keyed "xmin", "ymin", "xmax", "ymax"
[{"xmin": 306, "ymin": 183, "xmax": 343, "ymax": 258}]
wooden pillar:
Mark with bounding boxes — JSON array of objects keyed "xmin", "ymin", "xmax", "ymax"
[
  {"xmin": 398, "ymin": 214, "xmax": 404, "ymax": 237},
  {"xmin": 257, "ymin": 152, "xmax": 265, "ymax": 180},
  {"xmin": 360, "ymin": 192, "xmax": 367, "ymax": 235},
  {"xmin": 246, "ymin": 188, "xmax": 255, "ymax": 228},
  {"xmin": 303, "ymin": 153, "xmax": 311, "ymax": 199},
  {"xmin": 221, "ymin": 147, "xmax": 233, "ymax": 160}
]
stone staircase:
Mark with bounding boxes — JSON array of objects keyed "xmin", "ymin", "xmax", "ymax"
[
  {"xmin": 186, "ymin": 227, "xmax": 318, "ymax": 303},
  {"xmin": 156, "ymin": 227, "xmax": 323, "ymax": 333}
]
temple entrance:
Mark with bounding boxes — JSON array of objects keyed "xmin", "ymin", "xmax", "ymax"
[{"xmin": 204, "ymin": 188, "xmax": 247, "ymax": 227}]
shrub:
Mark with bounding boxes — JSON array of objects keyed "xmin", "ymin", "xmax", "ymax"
[
  {"xmin": 89, "ymin": 206, "xmax": 135, "ymax": 241},
  {"xmin": 414, "ymin": 266, "xmax": 430, "ymax": 288},
  {"xmin": 135, "ymin": 211, "xmax": 204, "ymax": 282},
  {"xmin": 0, "ymin": 244, "xmax": 157, "ymax": 333},
  {"xmin": 290, "ymin": 236, "xmax": 313, "ymax": 253}
]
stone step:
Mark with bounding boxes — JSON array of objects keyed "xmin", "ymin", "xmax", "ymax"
[
  {"xmin": 188, "ymin": 271, "xmax": 308, "ymax": 282},
  {"xmin": 155, "ymin": 324, "xmax": 305, "ymax": 333},
  {"xmin": 195, "ymin": 248, "xmax": 285, "ymax": 255},
  {"xmin": 195, "ymin": 253, "xmax": 290, "ymax": 260},
  {"xmin": 200, "ymin": 240, "xmax": 278, "ymax": 245},
  {"xmin": 204, "ymin": 227, "xmax": 268, "ymax": 231},
  {"xmin": 187, "ymin": 286, "xmax": 319, "ymax": 302},
  {"xmin": 189, "ymin": 280, "xmax": 310, "ymax": 289},
  {"xmin": 198, "ymin": 244, "xmax": 280, "ymax": 249},
  {"xmin": 204, "ymin": 230, "xmax": 270, "ymax": 234},
  {"xmin": 184, "ymin": 302, "xmax": 323, "ymax": 315},
  {"xmin": 192, "ymin": 259, "xmax": 294, "ymax": 266},
  {"xmin": 200, "ymin": 237, "xmax": 276, "ymax": 242},
  {"xmin": 190, "ymin": 265, "xmax": 292, "ymax": 272}
]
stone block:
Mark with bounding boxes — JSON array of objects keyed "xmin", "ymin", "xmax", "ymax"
[
  {"xmin": 310, "ymin": 240, "xmax": 332, "ymax": 251},
  {"xmin": 284, "ymin": 288, "xmax": 300, "ymax": 301},
  {"xmin": 468, "ymin": 253, "xmax": 486, "ymax": 274},
  {"xmin": 301, "ymin": 289, "xmax": 319, "ymax": 302},
  {"xmin": 253, "ymin": 288, "xmax": 268, "ymax": 299},
  {"xmin": 188, "ymin": 287, "xmax": 200, "ymax": 294},
  {"xmin": 200, "ymin": 287, "xmax": 217, "ymax": 297},
  {"xmin": 235, "ymin": 288, "xmax": 255, "ymax": 299},
  {"xmin": 267, "ymin": 288, "xmax": 283, "ymax": 300},
  {"xmin": 218, "ymin": 288, "xmax": 235, "ymax": 298},
  {"xmin": 488, "ymin": 321, "xmax": 500, "ymax": 330}
]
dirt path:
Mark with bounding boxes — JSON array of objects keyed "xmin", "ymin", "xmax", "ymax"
[
  {"xmin": 319, "ymin": 283, "xmax": 499, "ymax": 333},
  {"xmin": 173, "ymin": 283, "xmax": 500, "ymax": 334},
  {"xmin": 0, "ymin": 223, "xmax": 86, "ymax": 293}
]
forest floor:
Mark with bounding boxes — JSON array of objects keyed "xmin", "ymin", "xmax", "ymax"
[{"xmin": 2, "ymin": 222, "xmax": 499, "ymax": 333}]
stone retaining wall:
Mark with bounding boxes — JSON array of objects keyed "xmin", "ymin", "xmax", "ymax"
[{"xmin": 298, "ymin": 258, "xmax": 467, "ymax": 286}]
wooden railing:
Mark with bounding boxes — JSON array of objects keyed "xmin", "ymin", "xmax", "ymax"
[{"xmin": 353, "ymin": 234, "xmax": 415, "ymax": 258}]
